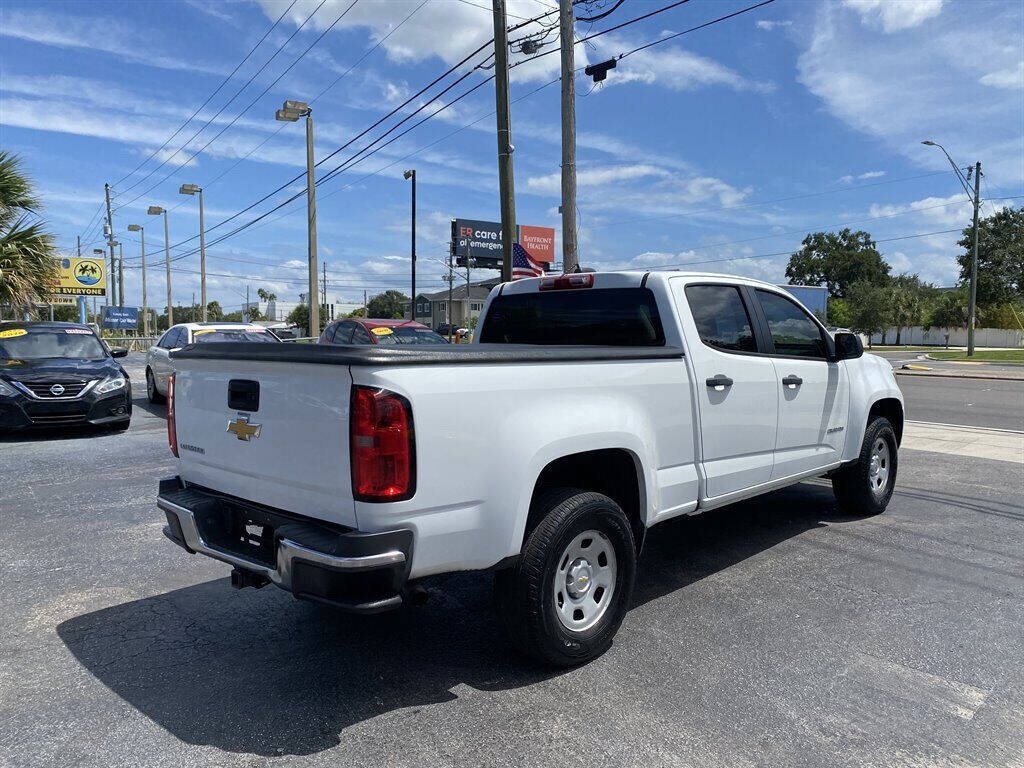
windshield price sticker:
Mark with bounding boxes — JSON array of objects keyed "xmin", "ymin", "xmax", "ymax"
[
  {"xmin": 370, "ymin": 327, "xmax": 394, "ymax": 336},
  {"xmin": 0, "ymin": 328, "xmax": 28, "ymax": 339},
  {"xmin": 64, "ymin": 329, "xmax": 93, "ymax": 335}
]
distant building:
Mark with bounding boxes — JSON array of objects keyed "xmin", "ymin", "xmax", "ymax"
[{"xmin": 405, "ymin": 278, "xmax": 500, "ymax": 329}]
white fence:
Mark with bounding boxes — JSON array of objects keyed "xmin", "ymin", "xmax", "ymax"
[{"xmin": 870, "ymin": 326, "xmax": 1024, "ymax": 348}]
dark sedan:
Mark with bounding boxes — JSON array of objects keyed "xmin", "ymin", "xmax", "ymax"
[{"xmin": 0, "ymin": 322, "xmax": 132, "ymax": 431}]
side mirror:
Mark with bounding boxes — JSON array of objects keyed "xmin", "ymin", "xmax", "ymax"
[
  {"xmin": 833, "ymin": 332, "xmax": 863, "ymax": 361},
  {"xmin": 110, "ymin": 348, "xmax": 128, "ymax": 358}
]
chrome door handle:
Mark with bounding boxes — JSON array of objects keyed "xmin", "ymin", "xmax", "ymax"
[
  {"xmin": 706, "ymin": 374, "xmax": 733, "ymax": 390},
  {"xmin": 782, "ymin": 375, "xmax": 803, "ymax": 387}
]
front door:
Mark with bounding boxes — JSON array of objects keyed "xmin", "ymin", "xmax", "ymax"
[
  {"xmin": 753, "ymin": 289, "xmax": 849, "ymax": 479},
  {"xmin": 675, "ymin": 282, "xmax": 779, "ymax": 499}
]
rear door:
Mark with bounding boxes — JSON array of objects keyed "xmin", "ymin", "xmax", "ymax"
[
  {"xmin": 171, "ymin": 358, "xmax": 357, "ymax": 527},
  {"xmin": 675, "ymin": 282, "xmax": 778, "ymax": 499},
  {"xmin": 151, "ymin": 327, "xmax": 181, "ymax": 389},
  {"xmin": 752, "ymin": 289, "xmax": 849, "ymax": 479}
]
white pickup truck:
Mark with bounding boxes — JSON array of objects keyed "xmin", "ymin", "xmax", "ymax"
[{"xmin": 157, "ymin": 271, "xmax": 903, "ymax": 666}]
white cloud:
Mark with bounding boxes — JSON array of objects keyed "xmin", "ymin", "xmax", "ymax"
[
  {"xmin": 588, "ymin": 35, "xmax": 773, "ymax": 94},
  {"xmin": 136, "ymin": 148, "xmax": 198, "ymax": 169},
  {"xmin": 0, "ymin": 9, "xmax": 224, "ymax": 74},
  {"xmin": 756, "ymin": 20, "xmax": 793, "ymax": 31},
  {"xmin": 980, "ymin": 61, "xmax": 1024, "ymax": 90},
  {"xmin": 838, "ymin": 170, "xmax": 887, "ymax": 183},
  {"xmin": 526, "ymin": 164, "xmax": 670, "ymax": 196},
  {"xmin": 843, "ymin": 0, "xmax": 944, "ymax": 33},
  {"xmin": 797, "ymin": 2, "xmax": 1023, "ymax": 188}
]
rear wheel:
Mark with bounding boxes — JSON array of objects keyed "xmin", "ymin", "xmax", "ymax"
[
  {"xmin": 832, "ymin": 416, "xmax": 898, "ymax": 515},
  {"xmin": 146, "ymin": 369, "xmax": 164, "ymax": 404},
  {"xmin": 495, "ymin": 489, "xmax": 637, "ymax": 667}
]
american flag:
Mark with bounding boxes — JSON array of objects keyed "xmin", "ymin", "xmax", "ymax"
[{"xmin": 511, "ymin": 242, "xmax": 546, "ymax": 280}]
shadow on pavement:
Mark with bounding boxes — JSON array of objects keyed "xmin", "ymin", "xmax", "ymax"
[{"xmin": 57, "ymin": 481, "xmax": 858, "ymax": 757}]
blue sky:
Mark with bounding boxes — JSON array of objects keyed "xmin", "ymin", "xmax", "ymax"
[{"xmin": 1, "ymin": 0, "xmax": 1021, "ymax": 313}]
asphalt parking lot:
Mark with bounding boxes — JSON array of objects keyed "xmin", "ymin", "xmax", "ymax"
[{"xmin": 2, "ymin": 354, "xmax": 1022, "ymax": 767}]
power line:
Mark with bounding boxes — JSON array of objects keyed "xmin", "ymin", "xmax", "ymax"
[
  {"xmin": 109, "ymin": 0, "xmax": 298, "ymax": 190},
  {"xmin": 112, "ymin": 0, "xmax": 332, "ymax": 204},
  {"xmin": 576, "ymin": 0, "xmax": 628, "ymax": 23}
]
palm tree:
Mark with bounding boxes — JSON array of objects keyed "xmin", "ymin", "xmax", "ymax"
[{"xmin": 0, "ymin": 151, "xmax": 59, "ymax": 318}]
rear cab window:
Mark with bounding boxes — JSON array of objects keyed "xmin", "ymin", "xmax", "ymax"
[{"xmin": 478, "ymin": 287, "xmax": 665, "ymax": 346}]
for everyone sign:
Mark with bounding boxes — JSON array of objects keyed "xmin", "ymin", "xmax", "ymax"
[{"xmin": 54, "ymin": 257, "xmax": 107, "ymax": 296}]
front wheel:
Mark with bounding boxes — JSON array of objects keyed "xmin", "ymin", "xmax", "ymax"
[
  {"xmin": 495, "ymin": 489, "xmax": 637, "ymax": 667},
  {"xmin": 832, "ymin": 416, "xmax": 898, "ymax": 515}
]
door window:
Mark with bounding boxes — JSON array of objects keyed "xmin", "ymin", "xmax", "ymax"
[
  {"xmin": 157, "ymin": 329, "xmax": 175, "ymax": 349},
  {"xmin": 684, "ymin": 285, "xmax": 757, "ymax": 353},
  {"xmin": 330, "ymin": 323, "xmax": 353, "ymax": 344},
  {"xmin": 756, "ymin": 290, "xmax": 828, "ymax": 358},
  {"xmin": 164, "ymin": 327, "xmax": 185, "ymax": 349},
  {"xmin": 352, "ymin": 326, "xmax": 374, "ymax": 344}
]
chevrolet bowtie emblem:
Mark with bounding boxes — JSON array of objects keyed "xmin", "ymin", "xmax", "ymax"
[{"xmin": 226, "ymin": 416, "xmax": 262, "ymax": 441}]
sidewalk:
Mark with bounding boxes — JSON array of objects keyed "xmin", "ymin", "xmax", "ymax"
[{"xmin": 902, "ymin": 420, "xmax": 1023, "ymax": 464}]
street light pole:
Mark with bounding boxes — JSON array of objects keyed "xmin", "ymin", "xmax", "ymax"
[
  {"xmin": 148, "ymin": 206, "xmax": 173, "ymax": 327},
  {"xmin": 127, "ymin": 224, "xmax": 148, "ymax": 335},
  {"xmin": 404, "ymin": 169, "xmax": 416, "ymax": 320},
  {"xmin": 178, "ymin": 184, "xmax": 207, "ymax": 321},
  {"xmin": 921, "ymin": 140, "xmax": 981, "ymax": 356},
  {"xmin": 968, "ymin": 161, "xmax": 981, "ymax": 357},
  {"xmin": 276, "ymin": 100, "xmax": 318, "ymax": 337}
]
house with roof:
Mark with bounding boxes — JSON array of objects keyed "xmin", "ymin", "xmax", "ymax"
[{"xmin": 406, "ymin": 278, "xmax": 501, "ymax": 330}]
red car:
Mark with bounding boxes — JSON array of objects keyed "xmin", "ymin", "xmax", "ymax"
[{"xmin": 318, "ymin": 318, "xmax": 449, "ymax": 346}]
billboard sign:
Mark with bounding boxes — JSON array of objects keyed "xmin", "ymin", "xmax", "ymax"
[
  {"xmin": 518, "ymin": 224, "xmax": 555, "ymax": 264},
  {"xmin": 101, "ymin": 306, "xmax": 138, "ymax": 330},
  {"xmin": 44, "ymin": 296, "xmax": 78, "ymax": 306},
  {"xmin": 453, "ymin": 219, "xmax": 556, "ymax": 270},
  {"xmin": 55, "ymin": 257, "xmax": 106, "ymax": 296}
]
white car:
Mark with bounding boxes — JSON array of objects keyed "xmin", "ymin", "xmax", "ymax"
[
  {"xmin": 157, "ymin": 272, "xmax": 903, "ymax": 666},
  {"xmin": 145, "ymin": 322, "xmax": 277, "ymax": 403}
]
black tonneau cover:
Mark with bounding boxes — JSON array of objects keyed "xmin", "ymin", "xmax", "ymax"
[{"xmin": 171, "ymin": 343, "xmax": 683, "ymax": 366}]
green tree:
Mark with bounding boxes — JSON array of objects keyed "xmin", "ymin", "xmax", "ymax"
[
  {"xmin": 957, "ymin": 205, "xmax": 1024, "ymax": 306},
  {"xmin": 205, "ymin": 300, "xmax": 223, "ymax": 321},
  {"xmin": 925, "ymin": 287, "xmax": 975, "ymax": 330},
  {"xmin": 286, "ymin": 303, "xmax": 328, "ymax": 334},
  {"xmin": 0, "ymin": 151, "xmax": 59, "ymax": 316},
  {"xmin": 826, "ymin": 297, "xmax": 851, "ymax": 328},
  {"xmin": 786, "ymin": 228, "xmax": 891, "ymax": 298},
  {"xmin": 256, "ymin": 288, "xmax": 277, "ymax": 302},
  {"xmin": 845, "ymin": 280, "xmax": 891, "ymax": 347},
  {"xmin": 981, "ymin": 300, "xmax": 1024, "ymax": 330},
  {"xmin": 367, "ymin": 290, "xmax": 408, "ymax": 319},
  {"xmin": 347, "ymin": 306, "xmax": 367, "ymax": 318},
  {"xmin": 886, "ymin": 274, "xmax": 932, "ymax": 344}
]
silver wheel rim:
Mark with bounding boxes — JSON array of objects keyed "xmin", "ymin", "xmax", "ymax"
[
  {"xmin": 553, "ymin": 529, "xmax": 616, "ymax": 632},
  {"xmin": 868, "ymin": 438, "xmax": 891, "ymax": 497}
]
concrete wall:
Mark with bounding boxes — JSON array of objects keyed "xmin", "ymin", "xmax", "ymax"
[{"xmin": 870, "ymin": 326, "xmax": 1024, "ymax": 347}]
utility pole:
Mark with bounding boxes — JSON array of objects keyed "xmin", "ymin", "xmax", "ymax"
[
  {"xmin": 77, "ymin": 235, "xmax": 81, "ymax": 257},
  {"xmin": 404, "ymin": 169, "xmax": 417, "ymax": 319},
  {"xmin": 968, "ymin": 161, "xmax": 981, "ymax": 357},
  {"xmin": 448, "ymin": 232, "xmax": 455, "ymax": 341},
  {"xmin": 118, "ymin": 242, "xmax": 125, "ymax": 308},
  {"xmin": 559, "ymin": 0, "xmax": 578, "ymax": 274},
  {"xmin": 322, "ymin": 261, "xmax": 328, "ymax": 319},
  {"xmin": 104, "ymin": 183, "xmax": 115, "ymax": 308},
  {"xmin": 492, "ymin": 0, "xmax": 517, "ymax": 283},
  {"xmin": 363, "ymin": 290, "xmax": 367, "ymax": 318},
  {"xmin": 128, "ymin": 224, "xmax": 149, "ymax": 336},
  {"xmin": 246, "ymin": 284, "xmax": 250, "ymax": 321}
]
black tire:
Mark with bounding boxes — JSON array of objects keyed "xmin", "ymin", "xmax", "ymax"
[
  {"xmin": 832, "ymin": 416, "xmax": 898, "ymax": 516},
  {"xmin": 146, "ymin": 369, "xmax": 164, "ymax": 404},
  {"xmin": 494, "ymin": 489, "xmax": 637, "ymax": 667}
]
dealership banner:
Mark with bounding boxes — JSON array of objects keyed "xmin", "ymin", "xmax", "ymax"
[
  {"xmin": 54, "ymin": 257, "xmax": 107, "ymax": 296},
  {"xmin": 452, "ymin": 219, "xmax": 556, "ymax": 270}
]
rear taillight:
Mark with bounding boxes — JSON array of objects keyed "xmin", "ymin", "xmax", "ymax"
[
  {"xmin": 167, "ymin": 373, "xmax": 178, "ymax": 457},
  {"xmin": 350, "ymin": 385, "xmax": 415, "ymax": 502},
  {"xmin": 539, "ymin": 273, "xmax": 594, "ymax": 290}
]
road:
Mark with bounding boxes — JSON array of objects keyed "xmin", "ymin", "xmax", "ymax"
[{"xmin": 1, "ymin": 354, "xmax": 1022, "ymax": 768}]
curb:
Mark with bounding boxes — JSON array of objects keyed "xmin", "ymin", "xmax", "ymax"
[
  {"xmin": 894, "ymin": 369, "xmax": 1024, "ymax": 382},
  {"xmin": 923, "ymin": 354, "xmax": 1024, "ymax": 367}
]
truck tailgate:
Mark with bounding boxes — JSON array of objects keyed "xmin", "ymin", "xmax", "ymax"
[{"xmin": 171, "ymin": 358, "xmax": 357, "ymax": 527}]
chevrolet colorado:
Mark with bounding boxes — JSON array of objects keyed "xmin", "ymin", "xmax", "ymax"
[{"xmin": 157, "ymin": 271, "xmax": 903, "ymax": 666}]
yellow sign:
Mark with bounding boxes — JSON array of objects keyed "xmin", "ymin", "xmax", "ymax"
[
  {"xmin": 46, "ymin": 296, "xmax": 78, "ymax": 306},
  {"xmin": 0, "ymin": 328, "xmax": 28, "ymax": 339},
  {"xmin": 370, "ymin": 326, "xmax": 394, "ymax": 336},
  {"xmin": 54, "ymin": 257, "xmax": 106, "ymax": 296}
]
